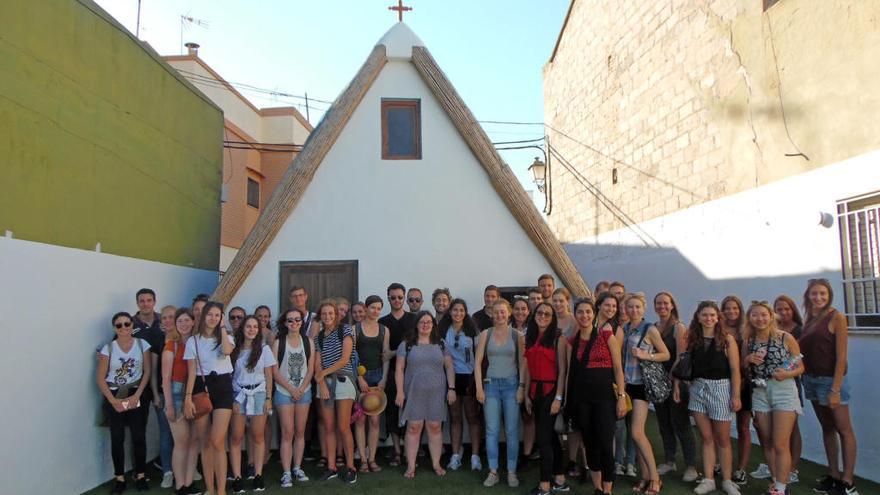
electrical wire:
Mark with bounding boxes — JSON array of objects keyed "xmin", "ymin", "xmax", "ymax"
[{"xmin": 175, "ymin": 68, "xmax": 334, "ymax": 104}]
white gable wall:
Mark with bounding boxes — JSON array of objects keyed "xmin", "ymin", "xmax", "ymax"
[{"xmin": 230, "ymin": 60, "xmax": 556, "ymax": 314}]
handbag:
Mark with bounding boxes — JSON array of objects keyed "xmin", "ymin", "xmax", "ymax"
[
  {"xmin": 671, "ymin": 351, "xmax": 693, "ymax": 380},
  {"xmin": 612, "ymin": 383, "xmax": 633, "ymax": 414},
  {"xmin": 633, "ymin": 323, "xmax": 672, "ymax": 403},
  {"xmin": 192, "ymin": 336, "xmax": 214, "ymax": 420}
]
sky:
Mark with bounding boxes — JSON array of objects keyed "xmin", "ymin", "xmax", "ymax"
[{"xmin": 95, "ymin": 0, "xmax": 571, "ymax": 193}]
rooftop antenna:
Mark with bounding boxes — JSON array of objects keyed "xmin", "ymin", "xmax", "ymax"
[{"xmin": 180, "ymin": 13, "xmax": 210, "ymax": 55}]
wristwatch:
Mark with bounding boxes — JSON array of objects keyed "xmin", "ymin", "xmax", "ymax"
[
  {"xmin": 554, "ymin": 395, "xmax": 563, "ymax": 402},
  {"xmin": 617, "ymin": 393, "xmax": 627, "ymax": 398}
]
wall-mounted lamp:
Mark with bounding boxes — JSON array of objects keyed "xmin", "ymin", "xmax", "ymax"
[
  {"xmin": 819, "ymin": 212, "xmax": 834, "ymax": 229},
  {"xmin": 528, "ymin": 157, "xmax": 546, "ymax": 193}
]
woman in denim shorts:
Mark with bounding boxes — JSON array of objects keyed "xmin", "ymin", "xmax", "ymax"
[
  {"xmin": 744, "ymin": 301, "xmax": 803, "ymax": 495},
  {"xmin": 799, "ymin": 279, "xmax": 859, "ymax": 495},
  {"xmin": 675, "ymin": 301, "xmax": 742, "ymax": 495}
]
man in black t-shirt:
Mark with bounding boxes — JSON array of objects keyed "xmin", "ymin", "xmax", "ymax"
[
  {"xmin": 131, "ymin": 288, "xmax": 168, "ymax": 476},
  {"xmin": 378, "ymin": 282, "xmax": 416, "ymax": 465},
  {"xmin": 472, "ymin": 284, "xmax": 501, "ymax": 330}
]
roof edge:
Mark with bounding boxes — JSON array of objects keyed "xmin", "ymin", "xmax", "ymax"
[{"xmin": 548, "ymin": 0, "xmax": 577, "ymax": 64}]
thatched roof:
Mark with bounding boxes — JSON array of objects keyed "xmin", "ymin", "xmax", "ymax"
[{"xmin": 212, "ymin": 26, "xmax": 588, "ymax": 304}]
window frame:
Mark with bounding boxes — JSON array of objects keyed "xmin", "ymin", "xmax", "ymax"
[
  {"xmin": 381, "ymin": 98, "xmax": 422, "ymax": 160},
  {"xmin": 837, "ymin": 191, "xmax": 880, "ymax": 332},
  {"xmin": 246, "ymin": 177, "xmax": 260, "ymax": 209}
]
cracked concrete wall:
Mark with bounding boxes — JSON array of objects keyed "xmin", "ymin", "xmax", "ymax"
[{"xmin": 543, "ymin": 0, "xmax": 880, "ymax": 242}]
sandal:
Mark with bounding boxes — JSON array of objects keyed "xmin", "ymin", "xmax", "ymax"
[
  {"xmin": 433, "ymin": 466, "xmax": 447, "ymax": 477},
  {"xmin": 359, "ymin": 461, "xmax": 370, "ymax": 473},
  {"xmin": 389, "ymin": 452, "xmax": 401, "ymax": 467},
  {"xmin": 404, "ymin": 469, "xmax": 416, "ymax": 479},
  {"xmin": 316, "ymin": 457, "xmax": 327, "ymax": 469},
  {"xmin": 369, "ymin": 461, "xmax": 382, "ymax": 473},
  {"xmin": 633, "ymin": 479, "xmax": 650, "ymax": 493},
  {"xmin": 645, "ymin": 479, "xmax": 662, "ymax": 495}
]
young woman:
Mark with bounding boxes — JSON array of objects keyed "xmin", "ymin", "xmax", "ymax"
[
  {"xmin": 350, "ymin": 302, "xmax": 366, "ymax": 324},
  {"xmin": 475, "ymin": 299, "xmax": 526, "ymax": 488},
  {"xmin": 273, "ymin": 309, "xmax": 315, "ymax": 487},
  {"xmin": 619, "ymin": 293, "xmax": 670, "ymax": 495},
  {"xmin": 184, "ymin": 301, "xmax": 235, "ymax": 495},
  {"xmin": 336, "ymin": 297, "xmax": 351, "ymax": 326},
  {"xmin": 314, "ymin": 299, "xmax": 358, "ymax": 483},
  {"xmin": 162, "ymin": 308, "xmax": 201, "ymax": 495},
  {"xmin": 153, "ymin": 305, "xmax": 177, "ymax": 489},
  {"xmin": 523, "ymin": 302, "xmax": 570, "ymax": 495},
  {"xmin": 395, "ymin": 311, "xmax": 457, "ymax": 479},
  {"xmin": 721, "ymin": 295, "xmax": 750, "ymax": 485},
  {"xmin": 511, "ymin": 298, "xmax": 537, "ymax": 466},
  {"xmin": 799, "ymin": 279, "xmax": 858, "ymax": 495},
  {"xmin": 440, "ymin": 299, "xmax": 483, "ymax": 471},
  {"xmin": 354, "ymin": 295, "xmax": 391, "ymax": 473},
  {"xmin": 97, "ymin": 312, "xmax": 152, "ymax": 494},
  {"xmin": 229, "ymin": 315, "xmax": 276, "ymax": 493},
  {"xmin": 551, "ymin": 288, "xmax": 581, "ymax": 477},
  {"xmin": 567, "ymin": 298, "xmax": 628, "ymax": 495},
  {"xmin": 653, "ymin": 292, "xmax": 698, "ymax": 482},
  {"xmin": 773, "ymin": 295, "xmax": 804, "ymax": 482},
  {"xmin": 254, "ymin": 305, "xmax": 275, "ymax": 346},
  {"xmin": 743, "ymin": 301, "xmax": 803, "ymax": 495},
  {"xmin": 675, "ymin": 301, "xmax": 741, "ymax": 495}
]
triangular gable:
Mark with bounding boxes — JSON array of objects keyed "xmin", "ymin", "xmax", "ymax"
[{"xmin": 213, "ymin": 26, "xmax": 588, "ymax": 304}]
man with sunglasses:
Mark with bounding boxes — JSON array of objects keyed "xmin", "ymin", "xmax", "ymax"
[
  {"xmin": 379, "ymin": 282, "xmax": 417, "ymax": 467},
  {"xmin": 227, "ymin": 306, "xmax": 246, "ymax": 335},
  {"xmin": 406, "ymin": 288, "xmax": 425, "ymax": 313}
]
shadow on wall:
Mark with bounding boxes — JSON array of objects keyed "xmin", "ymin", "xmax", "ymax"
[{"xmin": 563, "ymin": 241, "xmax": 878, "ymax": 483}]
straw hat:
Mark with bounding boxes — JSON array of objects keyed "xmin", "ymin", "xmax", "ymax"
[{"xmin": 359, "ymin": 387, "xmax": 387, "ymax": 416}]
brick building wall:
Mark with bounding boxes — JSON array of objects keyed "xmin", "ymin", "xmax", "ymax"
[{"xmin": 543, "ymin": 0, "xmax": 880, "ymax": 242}]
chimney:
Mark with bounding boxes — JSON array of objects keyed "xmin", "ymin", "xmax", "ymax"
[{"xmin": 185, "ymin": 42, "xmax": 200, "ymax": 56}]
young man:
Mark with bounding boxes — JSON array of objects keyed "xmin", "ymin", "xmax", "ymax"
[
  {"xmin": 594, "ymin": 280, "xmax": 611, "ymax": 295},
  {"xmin": 472, "ymin": 285, "xmax": 500, "ymax": 330},
  {"xmin": 431, "ymin": 287, "xmax": 452, "ymax": 321},
  {"xmin": 527, "ymin": 287, "xmax": 543, "ymax": 311},
  {"xmin": 378, "ymin": 283, "xmax": 417, "ymax": 467},
  {"xmin": 288, "ymin": 286, "xmax": 317, "ymax": 337},
  {"xmin": 608, "ymin": 281, "xmax": 626, "ymax": 300},
  {"xmin": 537, "ymin": 274, "xmax": 555, "ymax": 301},
  {"xmin": 406, "ymin": 288, "xmax": 424, "ymax": 313}
]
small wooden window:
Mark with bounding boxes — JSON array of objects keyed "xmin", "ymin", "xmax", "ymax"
[
  {"xmin": 246, "ymin": 177, "xmax": 260, "ymax": 209},
  {"xmin": 381, "ymin": 99, "xmax": 421, "ymax": 160}
]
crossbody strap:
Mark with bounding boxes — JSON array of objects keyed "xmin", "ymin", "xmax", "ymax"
[{"xmin": 193, "ymin": 336, "xmax": 210, "ymax": 395}]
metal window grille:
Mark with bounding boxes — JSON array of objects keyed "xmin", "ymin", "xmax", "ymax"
[{"xmin": 837, "ymin": 192, "xmax": 880, "ymax": 331}]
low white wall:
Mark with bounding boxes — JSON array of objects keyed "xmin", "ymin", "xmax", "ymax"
[
  {"xmin": 0, "ymin": 237, "xmax": 218, "ymax": 495},
  {"xmin": 564, "ymin": 149, "xmax": 880, "ymax": 481}
]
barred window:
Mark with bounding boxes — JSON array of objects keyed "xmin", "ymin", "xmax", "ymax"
[{"xmin": 838, "ymin": 192, "xmax": 880, "ymax": 331}]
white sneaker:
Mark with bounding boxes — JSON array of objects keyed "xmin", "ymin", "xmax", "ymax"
[
  {"xmin": 789, "ymin": 470, "xmax": 799, "ymax": 484},
  {"xmin": 683, "ymin": 466, "xmax": 699, "ymax": 483},
  {"xmin": 721, "ymin": 479, "xmax": 741, "ymax": 495},
  {"xmin": 658, "ymin": 462, "xmax": 677, "ymax": 475},
  {"xmin": 750, "ymin": 463, "xmax": 772, "ymax": 479},
  {"xmin": 614, "ymin": 463, "xmax": 625, "ymax": 476},
  {"xmin": 447, "ymin": 453, "xmax": 462, "ymax": 471},
  {"xmin": 193, "ymin": 470, "xmax": 202, "ymax": 481},
  {"xmin": 471, "ymin": 455, "xmax": 483, "ymax": 471},
  {"xmin": 292, "ymin": 467, "xmax": 309, "ymax": 482},
  {"xmin": 626, "ymin": 464, "xmax": 637, "ymax": 477},
  {"xmin": 280, "ymin": 471, "xmax": 293, "ymax": 488},
  {"xmin": 694, "ymin": 478, "xmax": 716, "ymax": 495},
  {"xmin": 160, "ymin": 471, "xmax": 174, "ymax": 489},
  {"xmin": 507, "ymin": 472, "xmax": 520, "ymax": 488},
  {"xmin": 483, "ymin": 472, "xmax": 500, "ymax": 487}
]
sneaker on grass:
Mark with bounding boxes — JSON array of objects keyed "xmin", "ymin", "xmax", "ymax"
[
  {"xmin": 551, "ymin": 479, "xmax": 571, "ymax": 492},
  {"xmin": 626, "ymin": 463, "xmax": 637, "ymax": 477},
  {"xmin": 341, "ymin": 467, "xmax": 358, "ymax": 484},
  {"xmin": 682, "ymin": 466, "xmax": 699, "ymax": 483},
  {"xmin": 733, "ymin": 469, "xmax": 747, "ymax": 485},
  {"xmin": 658, "ymin": 462, "xmax": 676, "ymax": 475},
  {"xmin": 319, "ymin": 469, "xmax": 338, "ymax": 481},
  {"xmin": 788, "ymin": 470, "xmax": 799, "ymax": 484},
  {"xmin": 508, "ymin": 472, "xmax": 520, "ymax": 488},
  {"xmin": 230, "ymin": 477, "xmax": 244, "ymax": 494},
  {"xmin": 292, "ymin": 467, "xmax": 309, "ymax": 482},
  {"xmin": 814, "ymin": 475, "xmax": 839, "ymax": 494},
  {"xmin": 471, "ymin": 455, "xmax": 483, "ymax": 471},
  {"xmin": 447, "ymin": 453, "xmax": 462, "ymax": 470},
  {"xmin": 694, "ymin": 478, "xmax": 716, "ymax": 495},
  {"xmin": 721, "ymin": 479, "xmax": 741, "ymax": 495},
  {"xmin": 161, "ymin": 471, "xmax": 174, "ymax": 489},
  {"xmin": 751, "ymin": 463, "xmax": 772, "ymax": 480},
  {"xmin": 280, "ymin": 471, "xmax": 293, "ymax": 488},
  {"xmin": 483, "ymin": 471, "xmax": 500, "ymax": 487},
  {"xmin": 252, "ymin": 474, "xmax": 266, "ymax": 492}
]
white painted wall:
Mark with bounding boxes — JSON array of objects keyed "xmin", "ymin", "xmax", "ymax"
[
  {"xmin": 564, "ymin": 149, "xmax": 880, "ymax": 481},
  {"xmin": 229, "ymin": 59, "xmax": 557, "ymax": 317},
  {"xmin": 0, "ymin": 237, "xmax": 218, "ymax": 495}
]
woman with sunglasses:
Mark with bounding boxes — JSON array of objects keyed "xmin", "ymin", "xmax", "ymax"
[
  {"xmin": 523, "ymin": 302, "xmax": 570, "ymax": 495},
  {"xmin": 163, "ymin": 308, "xmax": 201, "ymax": 495},
  {"xmin": 274, "ymin": 309, "xmax": 315, "ymax": 486},
  {"xmin": 567, "ymin": 298, "xmax": 628, "ymax": 495},
  {"xmin": 184, "ymin": 301, "xmax": 235, "ymax": 495},
  {"xmin": 354, "ymin": 295, "xmax": 391, "ymax": 473},
  {"xmin": 512, "ymin": 298, "xmax": 537, "ymax": 465},
  {"xmin": 721, "ymin": 295, "xmax": 750, "ymax": 485},
  {"xmin": 799, "ymin": 279, "xmax": 858, "ymax": 495},
  {"xmin": 439, "ymin": 298, "xmax": 483, "ymax": 472},
  {"xmin": 675, "ymin": 301, "xmax": 741, "ymax": 495},
  {"xmin": 475, "ymin": 299, "xmax": 526, "ymax": 488},
  {"xmin": 97, "ymin": 312, "xmax": 153, "ymax": 494}
]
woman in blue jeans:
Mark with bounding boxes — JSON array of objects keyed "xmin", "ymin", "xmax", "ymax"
[{"xmin": 475, "ymin": 299, "xmax": 526, "ymax": 488}]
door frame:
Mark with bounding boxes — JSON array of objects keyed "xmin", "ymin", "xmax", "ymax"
[{"xmin": 278, "ymin": 260, "xmax": 359, "ymax": 314}]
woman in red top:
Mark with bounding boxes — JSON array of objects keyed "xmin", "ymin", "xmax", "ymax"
[
  {"xmin": 567, "ymin": 297, "xmax": 627, "ymax": 495},
  {"xmin": 523, "ymin": 302, "xmax": 570, "ymax": 495},
  {"xmin": 799, "ymin": 279, "xmax": 858, "ymax": 495},
  {"xmin": 162, "ymin": 308, "xmax": 200, "ymax": 495}
]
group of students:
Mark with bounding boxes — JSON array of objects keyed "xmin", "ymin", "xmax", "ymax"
[{"xmin": 96, "ymin": 276, "xmax": 859, "ymax": 495}]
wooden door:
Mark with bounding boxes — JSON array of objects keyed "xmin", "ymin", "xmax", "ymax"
[{"xmin": 278, "ymin": 260, "xmax": 358, "ymax": 314}]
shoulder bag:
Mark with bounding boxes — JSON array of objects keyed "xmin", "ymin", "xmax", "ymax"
[
  {"xmin": 192, "ymin": 336, "xmax": 214, "ymax": 420},
  {"xmin": 635, "ymin": 323, "xmax": 672, "ymax": 403}
]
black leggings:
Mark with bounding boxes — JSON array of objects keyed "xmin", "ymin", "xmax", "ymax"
[
  {"xmin": 533, "ymin": 390, "xmax": 564, "ymax": 483},
  {"xmin": 575, "ymin": 399, "xmax": 616, "ymax": 483},
  {"xmin": 105, "ymin": 398, "xmax": 149, "ymax": 476}
]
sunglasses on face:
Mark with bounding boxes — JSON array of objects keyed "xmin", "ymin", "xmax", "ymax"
[
  {"xmin": 408, "ymin": 297, "xmax": 422, "ymax": 303},
  {"xmin": 287, "ymin": 317, "xmax": 303, "ymax": 323},
  {"xmin": 389, "ymin": 295, "xmax": 404, "ymax": 301},
  {"xmin": 229, "ymin": 315, "xmax": 243, "ymax": 320},
  {"xmin": 750, "ymin": 300, "xmax": 770, "ymax": 305},
  {"xmin": 114, "ymin": 321, "xmax": 132, "ymax": 329},
  {"xmin": 535, "ymin": 311, "xmax": 553, "ymax": 318}
]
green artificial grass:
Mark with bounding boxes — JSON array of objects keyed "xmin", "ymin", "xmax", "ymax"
[{"xmin": 85, "ymin": 413, "xmax": 878, "ymax": 495}]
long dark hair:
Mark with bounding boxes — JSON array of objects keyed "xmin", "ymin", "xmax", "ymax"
[
  {"xmin": 720, "ymin": 295, "xmax": 744, "ymax": 336},
  {"xmin": 405, "ymin": 311, "xmax": 443, "ymax": 347},
  {"xmin": 197, "ymin": 301, "xmax": 225, "ymax": 349},
  {"xmin": 594, "ymin": 291, "xmax": 620, "ymax": 330},
  {"xmin": 526, "ymin": 302, "xmax": 558, "ymax": 349},
  {"xmin": 803, "ymin": 278, "xmax": 835, "ymax": 323},
  {"xmin": 438, "ymin": 298, "xmax": 479, "ymax": 338},
  {"xmin": 276, "ymin": 308, "xmax": 305, "ymax": 342},
  {"xmin": 232, "ymin": 315, "xmax": 265, "ymax": 372},
  {"xmin": 687, "ymin": 300, "xmax": 728, "ymax": 351}
]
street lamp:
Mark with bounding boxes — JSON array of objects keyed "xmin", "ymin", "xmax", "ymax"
[{"xmin": 528, "ymin": 157, "xmax": 546, "ymax": 192}]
